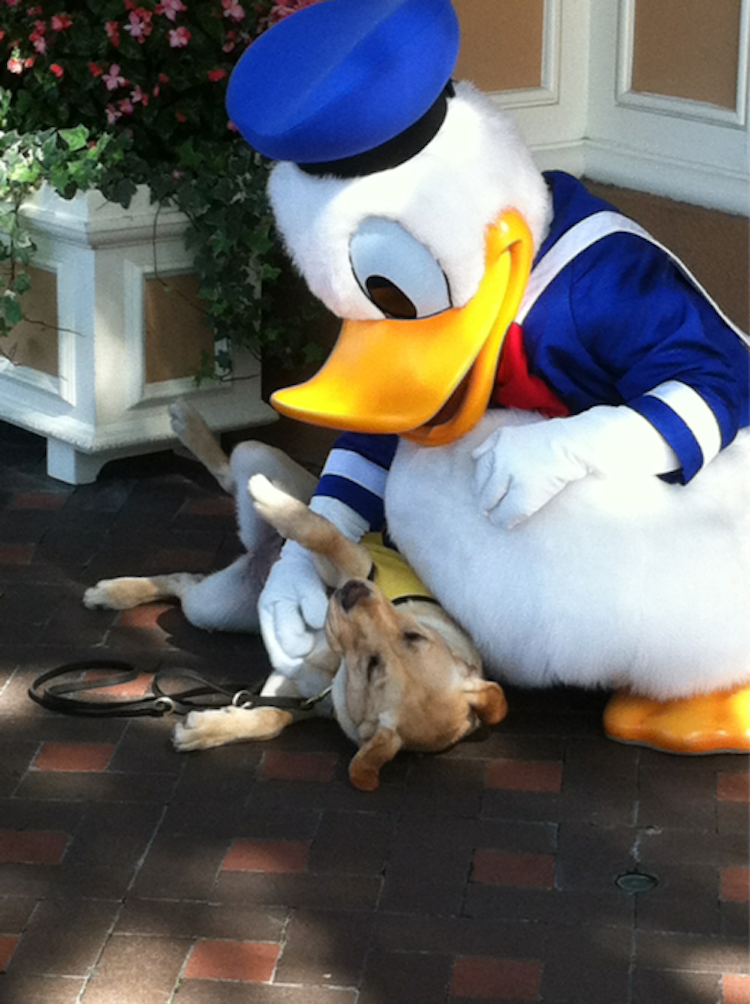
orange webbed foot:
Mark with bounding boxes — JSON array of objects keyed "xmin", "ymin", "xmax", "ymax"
[{"xmin": 603, "ymin": 685, "xmax": 750, "ymax": 754}]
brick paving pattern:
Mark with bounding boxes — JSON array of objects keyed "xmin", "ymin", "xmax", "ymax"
[{"xmin": 0, "ymin": 417, "xmax": 748, "ymax": 1003}]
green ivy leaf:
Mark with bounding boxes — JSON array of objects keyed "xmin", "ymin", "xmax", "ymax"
[
  {"xmin": 11, "ymin": 271, "xmax": 31, "ymax": 295},
  {"xmin": 2, "ymin": 294, "xmax": 23, "ymax": 327},
  {"xmin": 60, "ymin": 124, "xmax": 89, "ymax": 151}
]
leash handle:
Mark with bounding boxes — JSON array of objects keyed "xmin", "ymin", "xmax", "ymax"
[{"xmin": 28, "ymin": 661, "xmax": 168, "ymax": 718}]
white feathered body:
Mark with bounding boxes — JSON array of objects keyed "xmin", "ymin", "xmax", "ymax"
[{"xmin": 386, "ymin": 409, "xmax": 750, "ymax": 700}]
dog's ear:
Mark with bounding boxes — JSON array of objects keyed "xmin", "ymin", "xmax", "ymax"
[
  {"xmin": 467, "ymin": 681, "xmax": 508, "ymax": 726},
  {"xmin": 348, "ymin": 728, "xmax": 403, "ymax": 791}
]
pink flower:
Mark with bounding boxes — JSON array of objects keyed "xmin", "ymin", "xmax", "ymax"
[
  {"xmin": 118, "ymin": 97, "xmax": 134, "ymax": 114},
  {"xmin": 49, "ymin": 63, "xmax": 63, "ymax": 78},
  {"xmin": 125, "ymin": 8, "xmax": 153, "ymax": 43},
  {"xmin": 50, "ymin": 13, "xmax": 72, "ymax": 31},
  {"xmin": 168, "ymin": 25, "xmax": 190, "ymax": 47},
  {"xmin": 207, "ymin": 68, "xmax": 227, "ymax": 82},
  {"xmin": 7, "ymin": 54, "xmax": 25, "ymax": 74},
  {"xmin": 105, "ymin": 20, "xmax": 120, "ymax": 47},
  {"xmin": 268, "ymin": 0, "xmax": 318, "ymax": 25},
  {"xmin": 30, "ymin": 18, "xmax": 46, "ymax": 53},
  {"xmin": 130, "ymin": 84, "xmax": 149, "ymax": 106},
  {"xmin": 105, "ymin": 104, "xmax": 121, "ymax": 125},
  {"xmin": 155, "ymin": 0, "xmax": 186, "ymax": 21},
  {"xmin": 221, "ymin": 0, "xmax": 244, "ymax": 23},
  {"xmin": 88, "ymin": 61, "xmax": 104, "ymax": 77},
  {"xmin": 102, "ymin": 63, "xmax": 127, "ymax": 91}
]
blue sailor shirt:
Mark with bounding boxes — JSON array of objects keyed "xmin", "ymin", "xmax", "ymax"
[{"xmin": 313, "ymin": 171, "xmax": 749, "ymax": 529}]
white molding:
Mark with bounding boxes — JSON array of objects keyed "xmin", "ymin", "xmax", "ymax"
[
  {"xmin": 583, "ymin": 137, "xmax": 750, "ymax": 216},
  {"xmin": 19, "ymin": 185, "xmax": 189, "ymax": 248},
  {"xmin": 0, "ymin": 357, "xmax": 59, "ymax": 396},
  {"xmin": 491, "ymin": 0, "xmax": 589, "ymax": 155},
  {"xmin": 494, "ymin": 0, "xmax": 561, "ymax": 109}
]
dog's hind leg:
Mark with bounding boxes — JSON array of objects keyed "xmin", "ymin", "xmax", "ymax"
[
  {"xmin": 169, "ymin": 399, "xmax": 235, "ymax": 494},
  {"xmin": 84, "ymin": 555, "xmax": 265, "ymax": 632},
  {"xmin": 230, "ymin": 441, "xmax": 318, "ymax": 555},
  {"xmin": 83, "ymin": 572, "xmax": 205, "ymax": 611}
]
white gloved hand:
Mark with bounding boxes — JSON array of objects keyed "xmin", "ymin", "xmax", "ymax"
[
  {"xmin": 258, "ymin": 540, "xmax": 329, "ymax": 677},
  {"xmin": 258, "ymin": 495, "xmax": 369, "ymax": 676},
  {"xmin": 473, "ymin": 405, "xmax": 680, "ymax": 530}
]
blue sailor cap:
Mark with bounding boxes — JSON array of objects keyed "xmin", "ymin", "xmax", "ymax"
[{"xmin": 226, "ymin": 0, "xmax": 460, "ymax": 175}]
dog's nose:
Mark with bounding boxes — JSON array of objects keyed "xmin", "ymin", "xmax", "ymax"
[{"xmin": 337, "ymin": 579, "xmax": 372, "ymax": 613}]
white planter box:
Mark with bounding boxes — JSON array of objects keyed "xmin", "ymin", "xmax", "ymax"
[{"xmin": 0, "ymin": 183, "xmax": 276, "ymax": 483}]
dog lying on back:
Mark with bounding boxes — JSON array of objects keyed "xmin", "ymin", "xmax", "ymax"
[{"xmin": 84, "ymin": 401, "xmax": 506, "ymax": 790}]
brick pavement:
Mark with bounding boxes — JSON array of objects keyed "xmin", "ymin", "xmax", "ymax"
[{"xmin": 0, "ymin": 418, "xmax": 748, "ymax": 1003}]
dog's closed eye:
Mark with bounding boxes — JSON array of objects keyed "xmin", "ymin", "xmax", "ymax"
[{"xmin": 403, "ymin": 630, "xmax": 428, "ymax": 644}]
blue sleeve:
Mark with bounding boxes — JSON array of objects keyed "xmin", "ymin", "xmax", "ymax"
[
  {"xmin": 569, "ymin": 235, "xmax": 749, "ymax": 480},
  {"xmin": 313, "ymin": 432, "xmax": 399, "ymax": 530}
]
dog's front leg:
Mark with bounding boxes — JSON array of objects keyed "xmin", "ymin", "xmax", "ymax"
[
  {"xmin": 348, "ymin": 728, "xmax": 403, "ymax": 791},
  {"xmin": 172, "ymin": 667, "xmax": 335, "ymax": 753},
  {"xmin": 172, "ymin": 704, "xmax": 296, "ymax": 751}
]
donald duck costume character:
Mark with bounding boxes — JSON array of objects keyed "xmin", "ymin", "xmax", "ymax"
[{"xmin": 226, "ymin": 0, "xmax": 750, "ymax": 753}]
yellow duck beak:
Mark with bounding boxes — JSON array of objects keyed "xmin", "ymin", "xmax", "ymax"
[{"xmin": 271, "ymin": 210, "xmax": 534, "ymax": 447}]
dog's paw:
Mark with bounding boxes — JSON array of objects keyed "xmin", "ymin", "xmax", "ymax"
[
  {"xmin": 172, "ymin": 709, "xmax": 231, "ymax": 751},
  {"xmin": 83, "ymin": 577, "xmax": 152, "ymax": 610},
  {"xmin": 83, "ymin": 579, "xmax": 131, "ymax": 610},
  {"xmin": 248, "ymin": 474, "xmax": 307, "ymax": 537},
  {"xmin": 83, "ymin": 583, "xmax": 113, "ymax": 609},
  {"xmin": 168, "ymin": 399, "xmax": 201, "ymax": 441},
  {"xmin": 248, "ymin": 473, "xmax": 283, "ymax": 514},
  {"xmin": 172, "ymin": 705, "xmax": 294, "ymax": 751}
]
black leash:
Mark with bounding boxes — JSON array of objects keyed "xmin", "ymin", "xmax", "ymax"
[{"xmin": 28, "ymin": 660, "xmax": 330, "ymax": 719}]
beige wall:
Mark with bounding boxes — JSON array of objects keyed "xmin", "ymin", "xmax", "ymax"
[
  {"xmin": 632, "ymin": 0, "xmax": 742, "ymax": 108},
  {"xmin": 453, "ymin": 0, "xmax": 544, "ymax": 92}
]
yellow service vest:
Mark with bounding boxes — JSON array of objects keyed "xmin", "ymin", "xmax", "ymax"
[{"xmin": 362, "ymin": 533, "xmax": 435, "ymax": 605}]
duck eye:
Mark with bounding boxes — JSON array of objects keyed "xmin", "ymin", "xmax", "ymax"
[
  {"xmin": 350, "ymin": 218, "xmax": 452, "ymax": 320},
  {"xmin": 365, "ymin": 276, "xmax": 417, "ymax": 320}
]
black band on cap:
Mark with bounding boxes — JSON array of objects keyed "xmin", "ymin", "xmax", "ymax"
[{"xmin": 299, "ymin": 82, "xmax": 455, "ymax": 180}]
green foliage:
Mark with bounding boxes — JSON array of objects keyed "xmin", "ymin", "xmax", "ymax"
[
  {"xmin": 0, "ymin": 89, "xmax": 130, "ymax": 340},
  {"xmin": 0, "ymin": 0, "xmax": 327, "ymax": 374}
]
